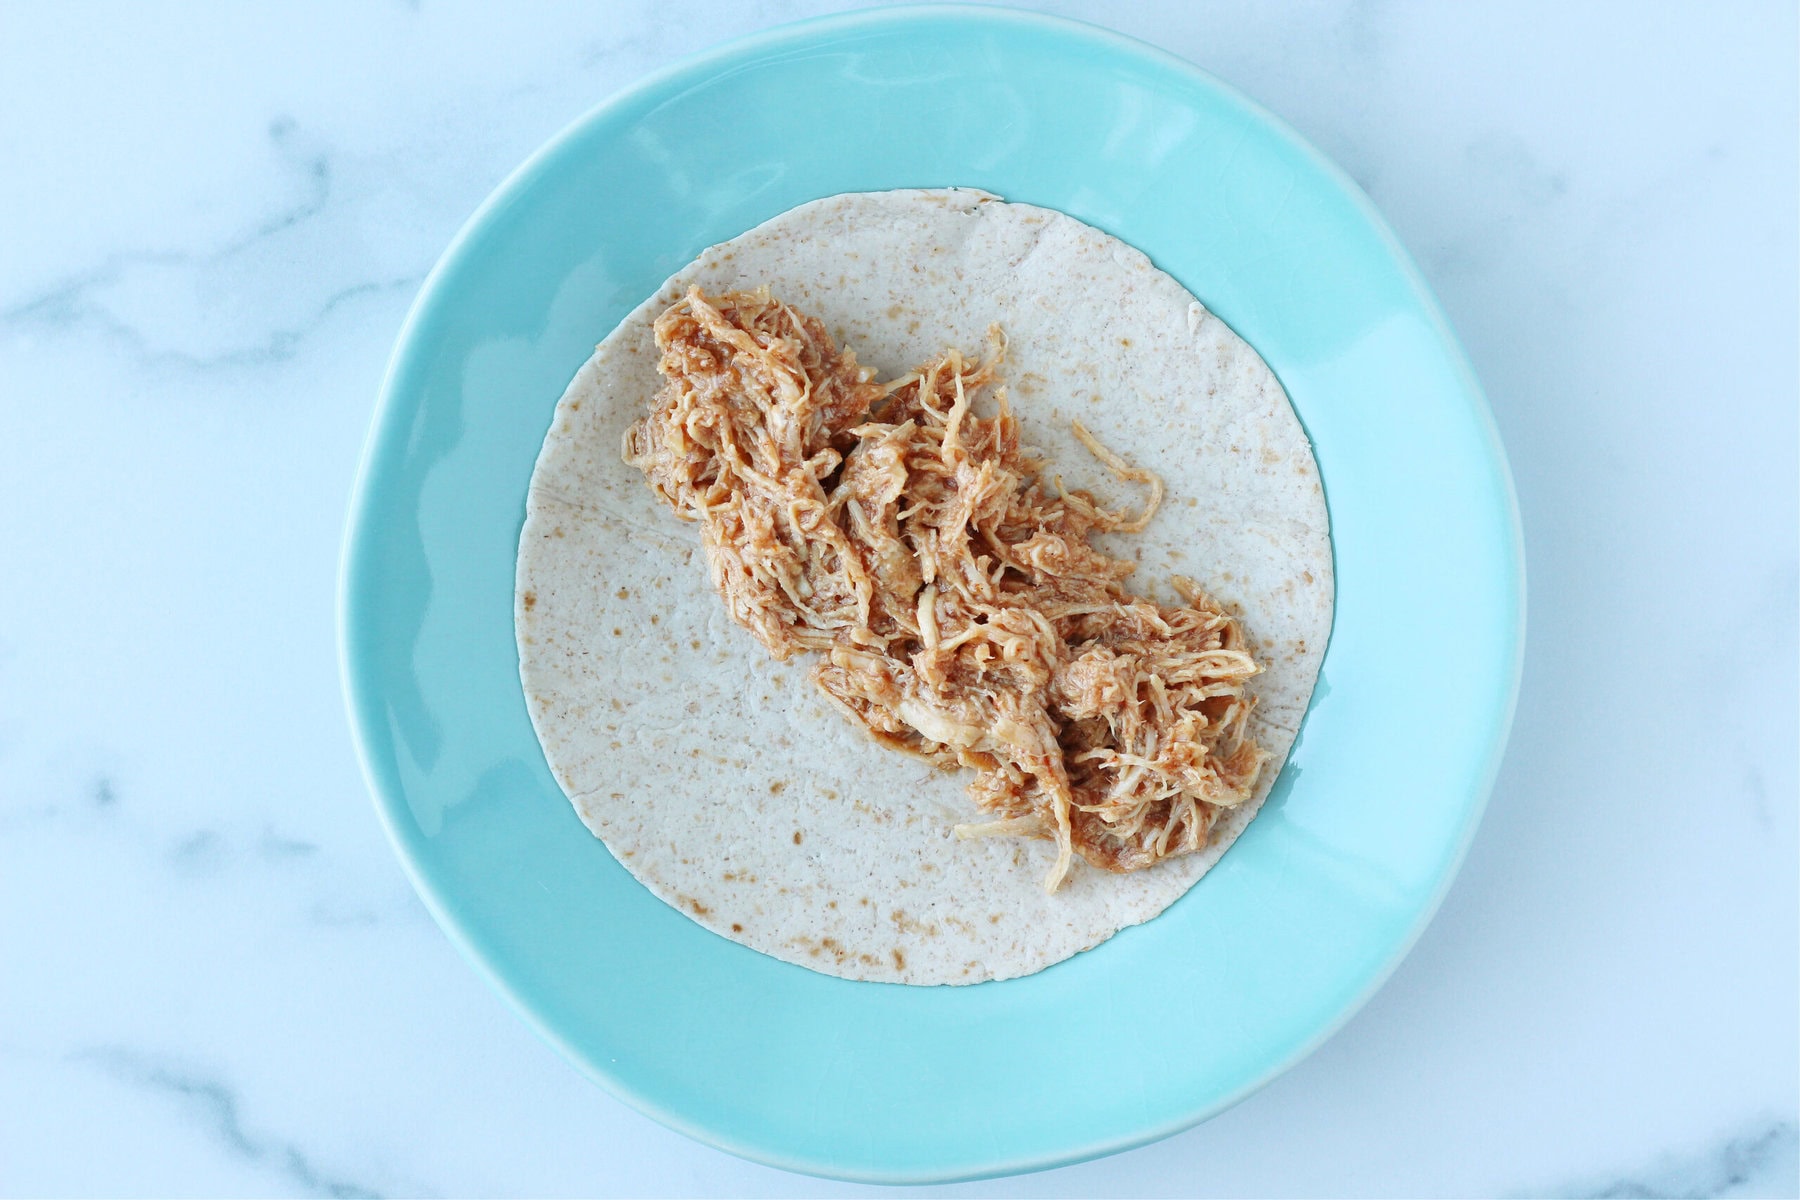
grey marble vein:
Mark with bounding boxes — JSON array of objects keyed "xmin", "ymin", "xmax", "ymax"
[
  {"xmin": 91, "ymin": 776, "xmax": 118, "ymax": 809},
  {"xmin": 168, "ymin": 828, "xmax": 228, "ymax": 876},
  {"xmin": 1530, "ymin": 1121, "xmax": 1799, "ymax": 1200},
  {"xmin": 1, "ymin": 264, "xmax": 424, "ymax": 372},
  {"xmin": 3, "ymin": 118, "xmax": 329, "ymax": 315},
  {"xmin": 260, "ymin": 827, "xmax": 322, "ymax": 859},
  {"xmin": 0, "ymin": 116, "xmax": 423, "ymax": 371},
  {"xmin": 307, "ymin": 900, "xmax": 383, "ymax": 929},
  {"xmin": 74, "ymin": 1047, "xmax": 388, "ymax": 1199}
]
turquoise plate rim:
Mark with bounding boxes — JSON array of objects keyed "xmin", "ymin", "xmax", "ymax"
[{"xmin": 340, "ymin": 4, "xmax": 1525, "ymax": 1184}]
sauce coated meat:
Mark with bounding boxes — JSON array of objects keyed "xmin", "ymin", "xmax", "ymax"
[{"xmin": 624, "ymin": 287, "xmax": 1267, "ymax": 890}]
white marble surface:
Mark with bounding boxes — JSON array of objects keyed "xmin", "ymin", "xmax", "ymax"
[{"xmin": 2, "ymin": 2, "xmax": 1795, "ymax": 1196}]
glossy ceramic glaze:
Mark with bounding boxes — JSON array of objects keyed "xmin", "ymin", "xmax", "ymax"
[{"xmin": 340, "ymin": 6, "xmax": 1524, "ymax": 1183}]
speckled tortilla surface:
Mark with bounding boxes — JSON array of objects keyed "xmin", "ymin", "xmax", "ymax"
[{"xmin": 516, "ymin": 189, "xmax": 1332, "ymax": 985}]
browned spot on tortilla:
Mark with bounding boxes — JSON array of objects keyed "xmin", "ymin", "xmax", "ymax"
[
  {"xmin": 649, "ymin": 614, "xmax": 659, "ymax": 625},
  {"xmin": 690, "ymin": 639, "xmax": 702, "ymax": 651},
  {"xmin": 1303, "ymin": 570, "xmax": 1315, "ymax": 584},
  {"xmin": 1119, "ymin": 337, "xmax": 1132, "ymax": 347},
  {"xmin": 989, "ymin": 913, "xmax": 1002, "ymax": 924},
  {"xmin": 521, "ymin": 591, "xmax": 537, "ymax": 611},
  {"xmin": 681, "ymin": 896, "xmax": 711, "ymax": 917},
  {"xmin": 769, "ymin": 780, "xmax": 787, "ymax": 795},
  {"xmin": 886, "ymin": 304, "xmax": 903, "ymax": 319},
  {"xmin": 798, "ymin": 936, "xmax": 847, "ymax": 961},
  {"xmin": 616, "ymin": 587, "xmax": 629, "ymax": 599},
  {"xmin": 611, "ymin": 628, "xmax": 622, "ymax": 637},
  {"xmin": 792, "ymin": 830, "xmax": 803, "ymax": 845},
  {"xmin": 889, "ymin": 908, "xmax": 939, "ymax": 937},
  {"xmin": 731, "ymin": 922, "xmax": 743, "ymax": 933},
  {"xmin": 551, "ymin": 527, "xmax": 565, "ymax": 538},
  {"xmin": 822, "ymin": 787, "xmax": 838, "ymax": 800},
  {"xmin": 892, "ymin": 948, "xmax": 906, "ymax": 969}
]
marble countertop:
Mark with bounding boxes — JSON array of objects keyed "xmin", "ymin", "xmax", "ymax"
[{"xmin": 2, "ymin": 3, "xmax": 1794, "ymax": 1196}]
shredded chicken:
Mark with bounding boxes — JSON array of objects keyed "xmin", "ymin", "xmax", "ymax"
[{"xmin": 624, "ymin": 287, "xmax": 1268, "ymax": 890}]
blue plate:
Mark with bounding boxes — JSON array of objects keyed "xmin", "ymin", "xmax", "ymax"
[{"xmin": 340, "ymin": 6, "xmax": 1523, "ymax": 1184}]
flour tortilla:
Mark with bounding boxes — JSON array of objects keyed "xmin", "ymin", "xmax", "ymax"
[{"xmin": 516, "ymin": 189, "xmax": 1332, "ymax": 985}]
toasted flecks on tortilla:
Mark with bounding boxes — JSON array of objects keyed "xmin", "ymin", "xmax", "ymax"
[{"xmin": 623, "ymin": 286, "xmax": 1268, "ymax": 891}]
